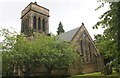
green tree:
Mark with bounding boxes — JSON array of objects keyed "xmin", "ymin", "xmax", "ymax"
[
  {"xmin": 93, "ymin": 1, "xmax": 120, "ymax": 66},
  {"xmin": 28, "ymin": 33, "xmax": 79, "ymax": 75},
  {"xmin": 57, "ymin": 22, "xmax": 65, "ymax": 35},
  {"xmin": 0, "ymin": 28, "xmax": 18, "ymax": 75},
  {"xmin": 0, "ymin": 28, "xmax": 79, "ymax": 76},
  {"xmin": 94, "ymin": 34, "xmax": 117, "ymax": 65}
]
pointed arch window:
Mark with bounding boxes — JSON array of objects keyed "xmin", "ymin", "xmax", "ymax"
[
  {"xmin": 89, "ymin": 42, "xmax": 92, "ymax": 62},
  {"xmin": 80, "ymin": 40, "xmax": 83, "ymax": 55},
  {"xmin": 42, "ymin": 19, "xmax": 45, "ymax": 32},
  {"xmin": 86, "ymin": 50, "xmax": 88, "ymax": 62},
  {"xmin": 33, "ymin": 16, "xmax": 36, "ymax": 29},
  {"xmin": 38, "ymin": 17, "xmax": 41, "ymax": 30}
]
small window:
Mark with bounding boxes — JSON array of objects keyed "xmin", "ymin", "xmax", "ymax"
[{"xmin": 83, "ymin": 33, "xmax": 86, "ymax": 38}]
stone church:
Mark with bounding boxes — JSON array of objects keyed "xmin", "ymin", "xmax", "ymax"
[{"xmin": 21, "ymin": 2, "xmax": 104, "ymax": 76}]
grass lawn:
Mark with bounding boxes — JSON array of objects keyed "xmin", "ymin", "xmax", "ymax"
[{"xmin": 66, "ymin": 71, "xmax": 119, "ymax": 78}]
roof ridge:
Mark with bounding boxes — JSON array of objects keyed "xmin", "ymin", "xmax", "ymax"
[{"xmin": 60, "ymin": 27, "xmax": 80, "ymax": 35}]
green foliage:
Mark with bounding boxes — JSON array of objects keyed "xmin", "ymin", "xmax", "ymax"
[
  {"xmin": 0, "ymin": 28, "xmax": 18, "ymax": 74},
  {"xmin": 0, "ymin": 28, "xmax": 79, "ymax": 75},
  {"xmin": 57, "ymin": 22, "xmax": 65, "ymax": 35},
  {"xmin": 94, "ymin": 34, "xmax": 117, "ymax": 59},
  {"xmin": 93, "ymin": 1, "xmax": 120, "ymax": 65}
]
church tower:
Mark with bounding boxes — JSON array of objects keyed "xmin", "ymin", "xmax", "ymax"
[{"xmin": 21, "ymin": 2, "xmax": 49, "ymax": 35}]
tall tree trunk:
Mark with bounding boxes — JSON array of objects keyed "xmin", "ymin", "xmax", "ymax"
[
  {"xmin": 47, "ymin": 68, "xmax": 52, "ymax": 75},
  {"xmin": 45, "ymin": 65, "xmax": 52, "ymax": 76}
]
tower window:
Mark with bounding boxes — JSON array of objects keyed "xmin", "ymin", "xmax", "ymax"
[
  {"xmin": 33, "ymin": 16, "xmax": 36, "ymax": 29},
  {"xmin": 42, "ymin": 19, "xmax": 45, "ymax": 32},
  {"xmin": 21, "ymin": 20, "xmax": 24, "ymax": 33},
  {"xmin": 38, "ymin": 17, "xmax": 41, "ymax": 30},
  {"xmin": 25, "ymin": 18, "xmax": 28, "ymax": 29}
]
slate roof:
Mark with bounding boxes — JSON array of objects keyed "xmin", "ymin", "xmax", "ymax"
[{"xmin": 58, "ymin": 27, "xmax": 80, "ymax": 42}]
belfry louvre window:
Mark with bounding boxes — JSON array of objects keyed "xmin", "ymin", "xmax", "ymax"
[
  {"xmin": 38, "ymin": 17, "xmax": 41, "ymax": 30},
  {"xmin": 42, "ymin": 19, "xmax": 45, "ymax": 31},
  {"xmin": 21, "ymin": 20, "xmax": 24, "ymax": 33},
  {"xmin": 33, "ymin": 16, "xmax": 36, "ymax": 29},
  {"xmin": 25, "ymin": 18, "xmax": 28, "ymax": 30}
]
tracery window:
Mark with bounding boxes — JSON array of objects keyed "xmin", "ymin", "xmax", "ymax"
[{"xmin": 83, "ymin": 32, "xmax": 86, "ymax": 38}]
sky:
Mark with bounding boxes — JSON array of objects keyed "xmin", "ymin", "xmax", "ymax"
[{"xmin": 0, "ymin": 0, "xmax": 109, "ymax": 41}]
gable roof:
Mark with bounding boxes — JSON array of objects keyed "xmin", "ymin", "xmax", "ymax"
[
  {"xmin": 58, "ymin": 25, "xmax": 100, "ymax": 55},
  {"xmin": 58, "ymin": 27, "xmax": 80, "ymax": 42}
]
